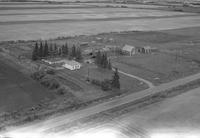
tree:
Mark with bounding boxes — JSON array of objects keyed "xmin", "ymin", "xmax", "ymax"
[
  {"xmin": 62, "ymin": 43, "xmax": 68, "ymax": 56},
  {"xmin": 54, "ymin": 43, "xmax": 58, "ymax": 56},
  {"xmin": 39, "ymin": 42, "xmax": 44, "ymax": 58},
  {"xmin": 101, "ymin": 79, "xmax": 111, "ymax": 91},
  {"xmin": 61, "ymin": 45, "xmax": 65, "ymax": 56},
  {"xmin": 44, "ymin": 41, "xmax": 49, "ymax": 57},
  {"xmin": 58, "ymin": 48, "xmax": 62, "ymax": 56},
  {"xmin": 76, "ymin": 47, "xmax": 82, "ymax": 61},
  {"xmin": 95, "ymin": 51, "xmax": 111, "ymax": 69},
  {"xmin": 108, "ymin": 59, "xmax": 112, "ymax": 70},
  {"xmin": 32, "ymin": 42, "xmax": 39, "ymax": 61},
  {"xmin": 95, "ymin": 50, "xmax": 101, "ymax": 66},
  {"xmin": 101, "ymin": 54, "xmax": 105, "ymax": 67},
  {"xmin": 111, "ymin": 68, "xmax": 120, "ymax": 89},
  {"xmin": 64, "ymin": 43, "xmax": 68, "ymax": 56},
  {"xmin": 103, "ymin": 53, "xmax": 108, "ymax": 68},
  {"xmin": 49, "ymin": 43, "xmax": 53, "ymax": 52},
  {"xmin": 70, "ymin": 45, "xmax": 76, "ymax": 58}
]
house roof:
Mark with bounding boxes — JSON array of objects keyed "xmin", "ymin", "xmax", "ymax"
[
  {"xmin": 42, "ymin": 58, "xmax": 81, "ymax": 66},
  {"xmin": 122, "ymin": 45, "xmax": 135, "ymax": 52},
  {"xmin": 143, "ymin": 46, "xmax": 151, "ymax": 49},
  {"xmin": 63, "ymin": 60, "xmax": 81, "ymax": 66}
]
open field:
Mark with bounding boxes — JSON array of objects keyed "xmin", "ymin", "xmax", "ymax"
[
  {"xmin": 0, "ymin": 57, "xmax": 54, "ymax": 113},
  {"xmin": 64, "ymin": 80, "xmax": 200, "ymax": 138},
  {"xmin": 0, "ymin": 2, "xmax": 200, "ymax": 41},
  {"xmin": 110, "ymin": 85, "xmax": 200, "ymax": 138},
  {"xmin": 112, "ymin": 53, "xmax": 200, "ymax": 85},
  {"xmin": 0, "ymin": 9, "xmax": 194, "ymax": 22}
]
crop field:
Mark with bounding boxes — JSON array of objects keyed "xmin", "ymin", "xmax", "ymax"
[
  {"xmin": 111, "ymin": 87, "xmax": 200, "ymax": 138},
  {"xmin": 0, "ymin": 2, "xmax": 200, "ymax": 41},
  {"xmin": 0, "ymin": 10, "xmax": 193, "ymax": 22}
]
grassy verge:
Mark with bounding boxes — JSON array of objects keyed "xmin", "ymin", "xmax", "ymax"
[{"xmin": 46, "ymin": 78, "xmax": 200, "ymax": 133}]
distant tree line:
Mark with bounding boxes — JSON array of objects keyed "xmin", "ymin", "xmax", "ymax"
[
  {"xmin": 95, "ymin": 51, "xmax": 112, "ymax": 70},
  {"xmin": 32, "ymin": 41, "xmax": 82, "ymax": 61},
  {"xmin": 91, "ymin": 68, "xmax": 120, "ymax": 91}
]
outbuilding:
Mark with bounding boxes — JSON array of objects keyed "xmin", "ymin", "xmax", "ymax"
[
  {"xmin": 141, "ymin": 46, "xmax": 152, "ymax": 54},
  {"xmin": 122, "ymin": 45, "xmax": 136, "ymax": 56},
  {"xmin": 137, "ymin": 46, "xmax": 154, "ymax": 54}
]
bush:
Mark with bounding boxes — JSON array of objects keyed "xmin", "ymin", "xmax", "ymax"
[
  {"xmin": 49, "ymin": 80, "xmax": 60, "ymax": 90},
  {"xmin": 57, "ymin": 87, "xmax": 66, "ymax": 95},
  {"xmin": 91, "ymin": 79, "xmax": 112, "ymax": 91},
  {"xmin": 46, "ymin": 69, "xmax": 55, "ymax": 75},
  {"xmin": 31, "ymin": 71, "xmax": 46, "ymax": 81},
  {"xmin": 101, "ymin": 79, "xmax": 112, "ymax": 91},
  {"xmin": 91, "ymin": 79, "xmax": 102, "ymax": 86}
]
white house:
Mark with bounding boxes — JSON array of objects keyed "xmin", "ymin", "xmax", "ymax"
[
  {"xmin": 42, "ymin": 58, "xmax": 81, "ymax": 70},
  {"xmin": 122, "ymin": 45, "xmax": 136, "ymax": 56},
  {"xmin": 62, "ymin": 60, "xmax": 81, "ymax": 70},
  {"xmin": 42, "ymin": 59, "xmax": 62, "ymax": 65}
]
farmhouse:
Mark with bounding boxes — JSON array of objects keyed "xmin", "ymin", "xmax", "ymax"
[
  {"xmin": 122, "ymin": 45, "xmax": 136, "ymax": 56},
  {"xmin": 42, "ymin": 58, "xmax": 63, "ymax": 65},
  {"xmin": 62, "ymin": 60, "xmax": 81, "ymax": 70},
  {"xmin": 42, "ymin": 58, "xmax": 81, "ymax": 70}
]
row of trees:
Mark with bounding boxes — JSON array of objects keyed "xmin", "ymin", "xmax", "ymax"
[
  {"xmin": 32, "ymin": 41, "xmax": 82, "ymax": 61},
  {"xmin": 91, "ymin": 68, "xmax": 120, "ymax": 91},
  {"xmin": 95, "ymin": 51, "xmax": 112, "ymax": 70}
]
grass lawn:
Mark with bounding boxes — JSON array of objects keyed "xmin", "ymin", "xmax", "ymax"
[
  {"xmin": 69, "ymin": 63, "xmax": 148, "ymax": 92},
  {"xmin": 112, "ymin": 52, "xmax": 200, "ymax": 85}
]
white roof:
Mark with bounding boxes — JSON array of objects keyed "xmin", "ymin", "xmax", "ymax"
[
  {"xmin": 143, "ymin": 46, "xmax": 151, "ymax": 49},
  {"xmin": 122, "ymin": 45, "xmax": 135, "ymax": 52},
  {"xmin": 63, "ymin": 60, "xmax": 81, "ymax": 66}
]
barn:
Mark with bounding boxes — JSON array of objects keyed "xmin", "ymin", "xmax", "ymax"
[{"xmin": 122, "ymin": 45, "xmax": 136, "ymax": 56}]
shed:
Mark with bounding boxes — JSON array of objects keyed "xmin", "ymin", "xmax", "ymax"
[{"xmin": 141, "ymin": 46, "xmax": 152, "ymax": 54}]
